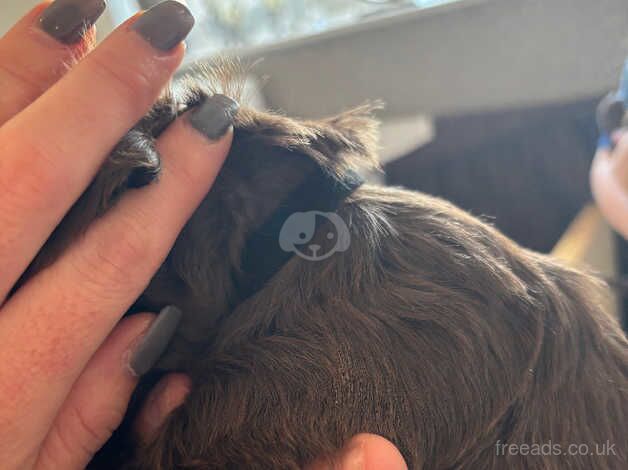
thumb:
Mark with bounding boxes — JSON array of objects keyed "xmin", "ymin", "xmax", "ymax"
[
  {"xmin": 34, "ymin": 313, "xmax": 162, "ymax": 470},
  {"xmin": 307, "ymin": 434, "xmax": 408, "ymax": 470}
]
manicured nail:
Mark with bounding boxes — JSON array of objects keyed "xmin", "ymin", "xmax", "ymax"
[
  {"xmin": 128, "ymin": 306, "xmax": 182, "ymax": 376},
  {"xmin": 132, "ymin": 1, "xmax": 195, "ymax": 51},
  {"xmin": 189, "ymin": 94, "xmax": 240, "ymax": 140},
  {"xmin": 39, "ymin": 0, "xmax": 107, "ymax": 44}
]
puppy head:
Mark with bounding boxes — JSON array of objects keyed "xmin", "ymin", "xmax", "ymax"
[{"xmin": 136, "ymin": 62, "xmax": 382, "ymax": 362}]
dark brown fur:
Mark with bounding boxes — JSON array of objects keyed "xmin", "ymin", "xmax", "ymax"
[{"xmin": 28, "ymin": 62, "xmax": 627, "ymax": 469}]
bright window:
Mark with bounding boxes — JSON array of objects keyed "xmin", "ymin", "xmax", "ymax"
[{"xmin": 110, "ymin": 0, "xmax": 462, "ymax": 55}]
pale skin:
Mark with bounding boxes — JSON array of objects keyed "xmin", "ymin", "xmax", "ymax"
[
  {"xmin": 0, "ymin": 2, "xmax": 406, "ymax": 469},
  {"xmin": 591, "ymin": 129, "xmax": 628, "ymax": 239}
]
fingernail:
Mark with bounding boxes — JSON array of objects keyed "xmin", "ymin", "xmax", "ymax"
[
  {"xmin": 128, "ymin": 306, "xmax": 182, "ymax": 376},
  {"xmin": 39, "ymin": 0, "xmax": 107, "ymax": 44},
  {"xmin": 132, "ymin": 1, "xmax": 195, "ymax": 51},
  {"xmin": 189, "ymin": 94, "xmax": 240, "ymax": 140}
]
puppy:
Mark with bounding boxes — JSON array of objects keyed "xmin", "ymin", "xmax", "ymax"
[{"xmin": 27, "ymin": 62, "xmax": 628, "ymax": 469}]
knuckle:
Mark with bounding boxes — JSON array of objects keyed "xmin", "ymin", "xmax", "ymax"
[
  {"xmin": 0, "ymin": 60, "xmax": 46, "ymax": 110},
  {"xmin": 51, "ymin": 402, "xmax": 122, "ymax": 462},
  {"xmin": 170, "ymin": 155, "xmax": 206, "ymax": 189},
  {"xmin": 73, "ymin": 214, "xmax": 154, "ymax": 295},
  {"xmin": 68, "ymin": 402, "xmax": 121, "ymax": 451},
  {"xmin": 0, "ymin": 137, "xmax": 65, "ymax": 214},
  {"xmin": 86, "ymin": 52, "xmax": 155, "ymax": 117}
]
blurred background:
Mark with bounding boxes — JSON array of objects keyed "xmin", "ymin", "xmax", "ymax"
[{"xmin": 2, "ymin": 0, "xmax": 627, "ymax": 327}]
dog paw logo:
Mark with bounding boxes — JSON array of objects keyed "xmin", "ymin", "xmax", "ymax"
[{"xmin": 279, "ymin": 211, "xmax": 351, "ymax": 261}]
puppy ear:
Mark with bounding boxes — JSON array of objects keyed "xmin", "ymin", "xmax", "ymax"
[
  {"xmin": 181, "ymin": 58, "xmax": 382, "ymax": 175},
  {"xmin": 310, "ymin": 102, "xmax": 384, "ymax": 174},
  {"xmin": 233, "ymin": 102, "xmax": 383, "ymax": 177}
]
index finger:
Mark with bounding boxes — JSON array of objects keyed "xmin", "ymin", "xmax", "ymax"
[
  {"xmin": 0, "ymin": 1, "xmax": 195, "ymax": 301},
  {"xmin": 0, "ymin": 108, "xmax": 234, "ymax": 459}
]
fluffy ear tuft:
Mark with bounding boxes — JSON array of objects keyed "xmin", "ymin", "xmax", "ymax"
[
  {"xmin": 177, "ymin": 58, "xmax": 383, "ymax": 176},
  {"xmin": 173, "ymin": 57, "xmax": 258, "ymax": 108},
  {"xmin": 233, "ymin": 102, "xmax": 384, "ymax": 177},
  {"xmin": 310, "ymin": 101, "xmax": 384, "ymax": 174}
]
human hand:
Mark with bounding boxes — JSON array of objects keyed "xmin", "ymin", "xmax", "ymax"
[
  {"xmin": 591, "ymin": 129, "xmax": 628, "ymax": 238},
  {"xmin": 307, "ymin": 434, "xmax": 408, "ymax": 470},
  {"xmin": 0, "ymin": 3, "xmax": 407, "ymax": 469},
  {"xmin": 0, "ymin": 1, "xmax": 236, "ymax": 468}
]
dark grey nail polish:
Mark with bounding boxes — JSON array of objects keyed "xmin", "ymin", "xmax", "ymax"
[
  {"xmin": 132, "ymin": 1, "xmax": 195, "ymax": 51},
  {"xmin": 189, "ymin": 94, "xmax": 240, "ymax": 140},
  {"xmin": 39, "ymin": 0, "xmax": 106, "ymax": 44},
  {"xmin": 129, "ymin": 305, "xmax": 182, "ymax": 376}
]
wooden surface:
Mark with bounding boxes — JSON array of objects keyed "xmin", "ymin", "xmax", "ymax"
[{"xmin": 552, "ymin": 204, "xmax": 620, "ymax": 319}]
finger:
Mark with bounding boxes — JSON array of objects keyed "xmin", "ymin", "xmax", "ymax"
[
  {"xmin": 34, "ymin": 313, "xmax": 160, "ymax": 470},
  {"xmin": 0, "ymin": 1, "xmax": 195, "ymax": 301},
  {"xmin": 306, "ymin": 434, "xmax": 408, "ymax": 470},
  {"xmin": 0, "ymin": 98, "xmax": 235, "ymax": 453},
  {"xmin": 611, "ymin": 128, "xmax": 628, "ymax": 182},
  {"xmin": 134, "ymin": 373, "xmax": 191, "ymax": 444},
  {"xmin": 611, "ymin": 128, "xmax": 628, "ymax": 145},
  {"xmin": 0, "ymin": 0, "xmax": 104, "ymax": 125},
  {"xmin": 599, "ymin": 128, "xmax": 628, "ymax": 196},
  {"xmin": 1, "ymin": 313, "xmax": 152, "ymax": 469}
]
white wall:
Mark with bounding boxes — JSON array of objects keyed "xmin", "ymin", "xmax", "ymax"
[
  {"xmin": 0, "ymin": 0, "xmax": 40, "ymax": 35},
  {"xmin": 243, "ymin": 0, "xmax": 628, "ymax": 118}
]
